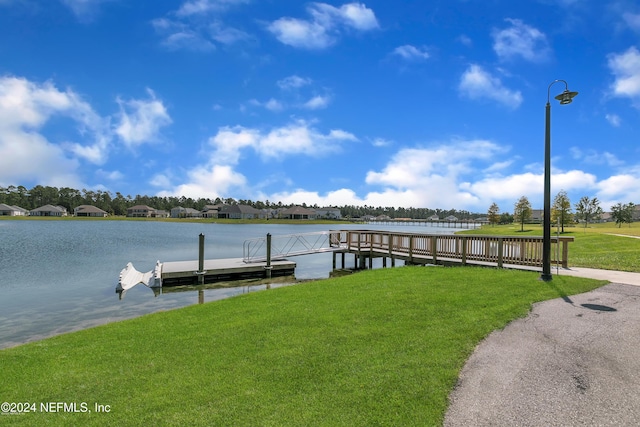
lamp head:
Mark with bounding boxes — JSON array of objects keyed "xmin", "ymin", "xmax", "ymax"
[{"xmin": 555, "ymin": 89, "xmax": 578, "ymax": 105}]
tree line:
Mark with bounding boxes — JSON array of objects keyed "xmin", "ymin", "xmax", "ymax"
[
  {"xmin": 1, "ymin": 185, "xmax": 482, "ymax": 219},
  {"xmin": 487, "ymin": 191, "xmax": 637, "ymax": 230}
]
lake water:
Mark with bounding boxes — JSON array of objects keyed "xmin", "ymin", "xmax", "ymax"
[{"xmin": 0, "ymin": 220, "xmax": 460, "ymax": 349}]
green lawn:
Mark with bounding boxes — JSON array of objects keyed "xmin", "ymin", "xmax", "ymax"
[
  {"xmin": 0, "ymin": 267, "xmax": 604, "ymax": 426},
  {"xmin": 459, "ymin": 223, "xmax": 640, "ymax": 272}
]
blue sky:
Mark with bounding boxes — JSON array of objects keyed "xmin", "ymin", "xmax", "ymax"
[{"xmin": 1, "ymin": 0, "xmax": 639, "ymax": 213}]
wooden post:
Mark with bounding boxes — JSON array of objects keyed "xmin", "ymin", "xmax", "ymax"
[
  {"xmin": 461, "ymin": 236, "xmax": 467, "ymax": 265},
  {"xmin": 431, "ymin": 236, "xmax": 438, "ymax": 265},
  {"xmin": 409, "ymin": 235, "xmax": 414, "ymax": 264},
  {"xmin": 562, "ymin": 238, "xmax": 570, "ymax": 268},
  {"xmin": 265, "ymin": 233, "xmax": 272, "ymax": 279},
  {"xmin": 497, "ymin": 237, "xmax": 504, "ymax": 268},
  {"xmin": 198, "ymin": 233, "xmax": 205, "ymax": 285}
]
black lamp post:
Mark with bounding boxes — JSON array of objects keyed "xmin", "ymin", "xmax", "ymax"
[{"xmin": 541, "ymin": 80, "xmax": 578, "ymax": 281}]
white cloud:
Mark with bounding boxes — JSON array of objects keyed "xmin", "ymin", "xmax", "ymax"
[
  {"xmin": 176, "ymin": 0, "xmax": 250, "ymax": 17},
  {"xmin": 463, "ymin": 170, "xmax": 597, "ymax": 206},
  {"xmin": 268, "ymin": 18, "xmax": 333, "ymax": 49},
  {"xmin": 158, "ymin": 121, "xmax": 358, "ymax": 198},
  {"xmin": 267, "ymin": 2, "xmax": 378, "ymax": 50},
  {"xmin": 158, "ymin": 164, "xmax": 248, "ymax": 199},
  {"xmin": 623, "ymin": 12, "xmax": 640, "ymax": 32},
  {"xmin": 303, "ymin": 95, "xmax": 331, "ymax": 110},
  {"xmin": 310, "ymin": 3, "xmax": 378, "ymax": 31},
  {"xmin": 0, "ymin": 76, "xmax": 89, "ymax": 187},
  {"xmin": 492, "ymin": 18, "xmax": 550, "ymax": 62},
  {"xmin": 152, "ymin": 19, "xmax": 217, "ymax": 52},
  {"xmin": 458, "ymin": 64, "xmax": 523, "ymax": 108},
  {"xmin": 96, "ymin": 169, "xmax": 125, "ymax": 181},
  {"xmin": 61, "ymin": 0, "xmax": 111, "ymax": 22},
  {"xmin": 277, "ymin": 75, "xmax": 313, "ymax": 90},
  {"xmin": 210, "ymin": 120, "xmax": 357, "ymax": 162},
  {"xmin": 365, "ymin": 140, "xmax": 503, "ymax": 189},
  {"xmin": 608, "ymin": 46, "xmax": 640, "ymax": 101},
  {"xmin": 264, "ymin": 98, "xmax": 284, "ymax": 112},
  {"xmin": 153, "ymin": 1, "xmax": 250, "ymax": 51},
  {"xmin": 596, "ymin": 174, "xmax": 640, "ymax": 207},
  {"xmin": 570, "ymin": 147, "xmax": 624, "ymax": 166},
  {"xmin": 393, "ymin": 45, "xmax": 430, "ymax": 61},
  {"xmin": 605, "ymin": 113, "xmax": 622, "ymax": 127},
  {"xmin": 208, "ymin": 20, "xmax": 251, "ymax": 44},
  {"xmin": 114, "ymin": 89, "xmax": 172, "ymax": 147},
  {"xmin": 371, "ymin": 137, "xmax": 392, "ymax": 147}
]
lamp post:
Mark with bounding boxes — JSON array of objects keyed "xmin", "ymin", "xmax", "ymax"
[{"xmin": 541, "ymin": 80, "xmax": 578, "ymax": 281}]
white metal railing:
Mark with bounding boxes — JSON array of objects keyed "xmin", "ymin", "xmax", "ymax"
[{"xmin": 243, "ymin": 231, "xmax": 346, "ymax": 263}]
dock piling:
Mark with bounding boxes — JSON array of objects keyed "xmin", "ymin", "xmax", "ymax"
[
  {"xmin": 265, "ymin": 233, "xmax": 272, "ymax": 279},
  {"xmin": 198, "ymin": 233, "xmax": 205, "ymax": 284}
]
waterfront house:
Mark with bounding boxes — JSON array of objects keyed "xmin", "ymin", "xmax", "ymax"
[
  {"xmin": 74, "ymin": 205, "xmax": 108, "ymax": 217},
  {"xmin": 0, "ymin": 204, "xmax": 28, "ymax": 216},
  {"xmin": 30, "ymin": 205, "xmax": 68, "ymax": 217},
  {"xmin": 155, "ymin": 210, "xmax": 170, "ymax": 218},
  {"xmin": 171, "ymin": 206, "xmax": 202, "ymax": 218},
  {"xmin": 217, "ymin": 204, "xmax": 261, "ymax": 219},
  {"xmin": 444, "ymin": 215, "xmax": 459, "ymax": 221},
  {"xmin": 530, "ymin": 209, "xmax": 543, "ymax": 222},
  {"xmin": 280, "ymin": 206, "xmax": 317, "ymax": 220},
  {"xmin": 427, "ymin": 214, "xmax": 440, "ymax": 221},
  {"xmin": 315, "ymin": 207, "xmax": 342, "ymax": 220},
  {"xmin": 202, "ymin": 205, "xmax": 219, "ymax": 218},
  {"xmin": 126, "ymin": 205, "xmax": 156, "ymax": 217}
]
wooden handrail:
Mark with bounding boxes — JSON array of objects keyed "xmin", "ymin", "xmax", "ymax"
[{"xmin": 329, "ymin": 230, "xmax": 574, "ymax": 269}]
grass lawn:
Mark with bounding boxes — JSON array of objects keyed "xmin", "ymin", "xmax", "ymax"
[
  {"xmin": 459, "ymin": 223, "xmax": 640, "ymax": 272},
  {"xmin": 0, "ymin": 267, "xmax": 604, "ymax": 426}
]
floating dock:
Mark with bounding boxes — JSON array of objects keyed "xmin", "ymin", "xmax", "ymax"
[
  {"xmin": 117, "ymin": 258, "xmax": 296, "ymax": 291},
  {"xmin": 162, "ymin": 258, "xmax": 296, "ymax": 286}
]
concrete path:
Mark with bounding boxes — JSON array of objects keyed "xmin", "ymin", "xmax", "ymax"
[{"xmin": 444, "ymin": 269, "xmax": 640, "ymax": 427}]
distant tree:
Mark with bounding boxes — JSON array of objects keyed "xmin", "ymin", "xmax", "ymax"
[
  {"xmin": 611, "ymin": 202, "xmax": 635, "ymax": 228},
  {"xmin": 487, "ymin": 203, "xmax": 500, "ymax": 226},
  {"xmin": 574, "ymin": 196, "xmax": 602, "ymax": 229},
  {"xmin": 551, "ymin": 190, "xmax": 572, "ymax": 233},
  {"xmin": 514, "ymin": 196, "xmax": 532, "ymax": 231},
  {"xmin": 500, "ymin": 212, "xmax": 514, "ymax": 224}
]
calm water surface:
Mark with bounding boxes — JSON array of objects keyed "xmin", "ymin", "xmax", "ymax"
[{"xmin": 0, "ymin": 220, "xmax": 459, "ymax": 349}]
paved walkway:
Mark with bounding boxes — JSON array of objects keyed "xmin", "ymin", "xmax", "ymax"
[{"xmin": 444, "ymin": 268, "xmax": 640, "ymax": 426}]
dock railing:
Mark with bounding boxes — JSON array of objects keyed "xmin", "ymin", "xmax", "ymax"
[{"xmin": 329, "ymin": 230, "xmax": 574, "ymax": 269}]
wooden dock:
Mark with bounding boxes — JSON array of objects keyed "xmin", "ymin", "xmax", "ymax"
[
  {"xmin": 117, "ymin": 257, "xmax": 296, "ymax": 291},
  {"xmin": 328, "ymin": 230, "xmax": 574, "ymax": 271},
  {"xmin": 161, "ymin": 258, "xmax": 296, "ymax": 286}
]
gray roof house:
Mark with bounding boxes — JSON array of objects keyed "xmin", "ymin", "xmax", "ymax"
[
  {"xmin": 74, "ymin": 205, "xmax": 108, "ymax": 217},
  {"xmin": 315, "ymin": 207, "xmax": 342, "ymax": 219},
  {"xmin": 0, "ymin": 204, "xmax": 29, "ymax": 216},
  {"xmin": 30, "ymin": 204, "xmax": 68, "ymax": 217},
  {"xmin": 280, "ymin": 206, "xmax": 317, "ymax": 220},
  {"xmin": 171, "ymin": 206, "xmax": 202, "ymax": 218},
  {"xmin": 202, "ymin": 205, "xmax": 219, "ymax": 218},
  {"xmin": 127, "ymin": 205, "xmax": 156, "ymax": 217},
  {"xmin": 217, "ymin": 204, "xmax": 261, "ymax": 219}
]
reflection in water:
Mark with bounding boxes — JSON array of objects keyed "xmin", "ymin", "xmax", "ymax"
[{"xmin": 116, "ymin": 274, "xmax": 298, "ymax": 304}]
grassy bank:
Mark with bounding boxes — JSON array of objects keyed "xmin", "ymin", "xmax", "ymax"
[
  {"xmin": 0, "ymin": 267, "xmax": 604, "ymax": 426},
  {"xmin": 458, "ymin": 223, "xmax": 640, "ymax": 272}
]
